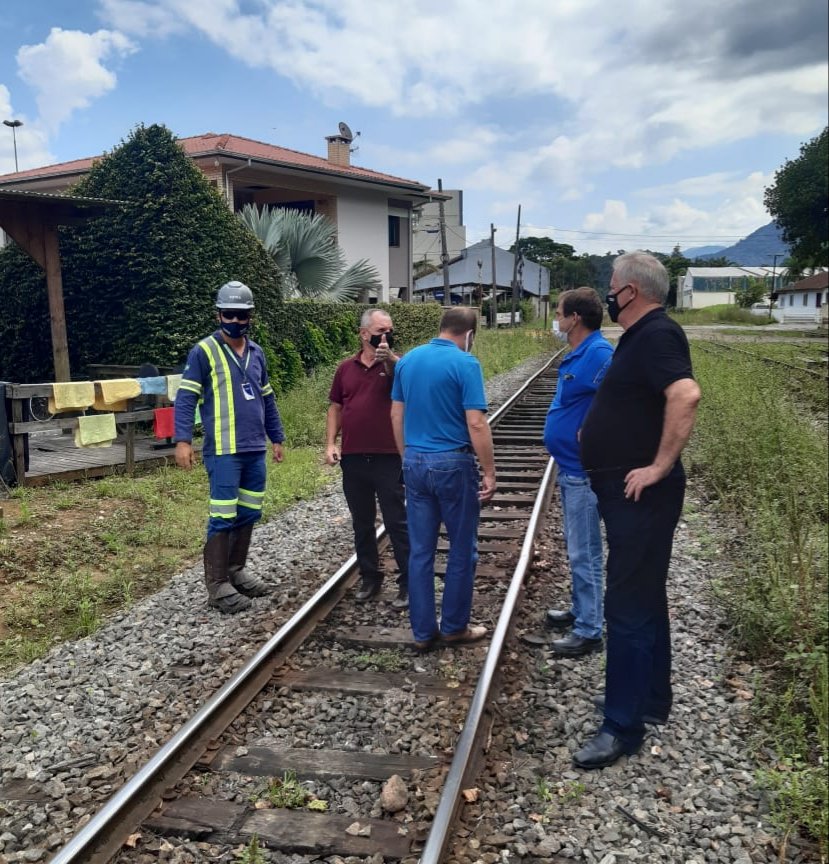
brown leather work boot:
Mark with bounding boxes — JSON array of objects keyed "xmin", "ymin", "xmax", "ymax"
[{"xmin": 204, "ymin": 532, "xmax": 251, "ymax": 614}]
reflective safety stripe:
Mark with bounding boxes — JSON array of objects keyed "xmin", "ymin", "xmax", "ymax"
[
  {"xmin": 261, "ymin": 383, "xmax": 274, "ymax": 398},
  {"xmin": 238, "ymin": 487, "xmax": 265, "ymax": 511},
  {"xmin": 198, "ymin": 336, "xmax": 236, "ymax": 455},
  {"xmin": 179, "ymin": 379, "xmax": 202, "ymax": 395},
  {"xmin": 209, "ymin": 497, "xmax": 238, "ymax": 519}
]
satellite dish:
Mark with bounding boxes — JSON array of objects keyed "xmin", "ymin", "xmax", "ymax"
[{"xmin": 338, "ymin": 122, "xmax": 354, "ymax": 142}]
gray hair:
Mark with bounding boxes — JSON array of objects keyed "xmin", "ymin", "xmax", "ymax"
[
  {"xmin": 360, "ymin": 308, "xmax": 392, "ymax": 328},
  {"xmin": 613, "ymin": 252, "xmax": 669, "ymax": 304}
]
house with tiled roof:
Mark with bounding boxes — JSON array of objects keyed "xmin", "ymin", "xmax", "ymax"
[{"xmin": 0, "ymin": 127, "xmax": 441, "ymax": 302}]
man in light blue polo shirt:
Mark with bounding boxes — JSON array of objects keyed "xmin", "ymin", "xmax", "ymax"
[
  {"xmin": 544, "ymin": 287, "xmax": 614, "ymax": 656},
  {"xmin": 391, "ymin": 307, "xmax": 496, "ymax": 651}
]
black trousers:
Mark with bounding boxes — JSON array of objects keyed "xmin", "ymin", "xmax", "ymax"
[
  {"xmin": 341, "ymin": 453, "xmax": 410, "ymax": 587},
  {"xmin": 590, "ymin": 467, "xmax": 686, "ymax": 750}
]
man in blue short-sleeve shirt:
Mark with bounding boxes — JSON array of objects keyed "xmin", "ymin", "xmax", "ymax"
[
  {"xmin": 543, "ymin": 287, "xmax": 613, "ymax": 657},
  {"xmin": 391, "ymin": 307, "xmax": 496, "ymax": 651}
]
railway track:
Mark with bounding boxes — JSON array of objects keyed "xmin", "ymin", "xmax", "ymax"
[{"xmin": 49, "ymin": 353, "xmax": 563, "ymax": 864}]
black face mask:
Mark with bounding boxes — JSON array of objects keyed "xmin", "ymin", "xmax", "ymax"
[
  {"xmin": 220, "ymin": 321, "xmax": 250, "ymax": 339},
  {"xmin": 606, "ymin": 287, "xmax": 634, "ymax": 323},
  {"xmin": 369, "ymin": 332, "xmax": 394, "ymax": 349}
]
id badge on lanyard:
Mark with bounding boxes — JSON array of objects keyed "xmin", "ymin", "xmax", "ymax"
[{"xmin": 241, "ymin": 382, "xmax": 255, "ymax": 401}]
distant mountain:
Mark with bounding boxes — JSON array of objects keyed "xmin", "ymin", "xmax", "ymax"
[
  {"xmin": 683, "ymin": 244, "xmax": 727, "ymax": 258},
  {"xmin": 695, "ymin": 222, "xmax": 789, "ymax": 265}
]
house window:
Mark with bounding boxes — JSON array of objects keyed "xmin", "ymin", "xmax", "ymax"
[
  {"xmin": 817, "ymin": 292, "xmax": 822, "ymax": 308},
  {"xmin": 789, "ymin": 294, "xmax": 794, "ymax": 306},
  {"xmin": 388, "ymin": 215, "xmax": 400, "ymax": 247},
  {"xmin": 803, "ymin": 294, "xmax": 808, "ymax": 306}
]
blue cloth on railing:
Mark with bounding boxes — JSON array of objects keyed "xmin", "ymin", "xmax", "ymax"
[{"xmin": 137, "ymin": 376, "xmax": 167, "ymax": 395}]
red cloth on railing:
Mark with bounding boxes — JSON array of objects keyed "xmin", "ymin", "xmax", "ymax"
[{"xmin": 154, "ymin": 407, "xmax": 175, "ymax": 440}]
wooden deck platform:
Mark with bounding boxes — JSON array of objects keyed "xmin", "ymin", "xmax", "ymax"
[{"xmin": 24, "ymin": 430, "xmax": 179, "ymax": 486}]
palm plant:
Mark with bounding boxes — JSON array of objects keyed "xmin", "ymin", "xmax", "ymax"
[{"xmin": 237, "ymin": 204, "xmax": 382, "ymax": 302}]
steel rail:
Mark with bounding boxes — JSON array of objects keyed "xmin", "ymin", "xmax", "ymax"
[
  {"xmin": 50, "ymin": 348, "xmax": 563, "ymax": 864},
  {"xmin": 487, "ymin": 351, "xmax": 563, "ymax": 427},
  {"xmin": 420, "ymin": 454, "xmax": 557, "ymax": 862},
  {"xmin": 48, "ymin": 535, "xmax": 379, "ymax": 864}
]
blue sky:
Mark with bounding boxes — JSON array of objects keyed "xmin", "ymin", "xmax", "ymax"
[{"xmin": 1, "ymin": 0, "xmax": 827, "ymax": 255}]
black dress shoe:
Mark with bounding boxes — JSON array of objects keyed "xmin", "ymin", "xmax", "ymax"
[
  {"xmin": 550, "ymin": 632, "xmax": 603, "ymax": 656},
  {"xmin": 573, "ymin": 731, "xmax": 636, "ymax": 769},
  {"xmin": 545, "ymin": 609, "xmax": 575, "ymax": 630},
  {"xmin": 592, "ymin": 694, "xmax": 668, "ymax": 726},
  {"xmin": 355, "ymin": 578, "xmax": 382, "ymax": 602}
]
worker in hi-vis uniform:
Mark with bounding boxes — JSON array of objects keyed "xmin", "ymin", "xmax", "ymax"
[{"xmin": 174, "ymin": 281, "xmax": 285, "ymax": 614}]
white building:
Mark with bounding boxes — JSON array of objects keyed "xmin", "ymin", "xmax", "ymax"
[
  {"xmin": 774, "ymin": 270, "xmax": 828, "ymax": 324},
  {"xmin": 677, "ymin": 266, "xmax": 787, "ymax": 309}
]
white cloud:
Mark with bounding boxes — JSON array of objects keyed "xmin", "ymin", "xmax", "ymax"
[
  {"xmin": 16, "ymin": 28, "xmax": 136, "ymax": 132},
  {"xmin": 98, "ymin": 0, "xmax": 827, "ymax": 200}
]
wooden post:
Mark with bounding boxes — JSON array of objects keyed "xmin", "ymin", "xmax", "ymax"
[
  {"xmin": 489, "ymin": 224, "xmax": 497, "ymax": 328},
  {"xmin": 125, "ymin": 414, "xmax": 136, "ymax": 475},
  {"xmin": 10, "ymin": 395, "xmax": 26, "ymax": 486},
  {"xmin": 437, "ymin": 179, "xmax": 451, "ymax": 303},
  {"xmin": 510, "ymin": 205, "xmax": 521, "ymax": 327},
  {"xmin": 42, "ymin": 225, "xmax": 71, "ymax": 382}
]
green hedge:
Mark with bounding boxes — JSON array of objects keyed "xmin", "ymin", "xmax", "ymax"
[{"xmin": 261, "ymin": 300, "xmax": 442, "ymax": 393}]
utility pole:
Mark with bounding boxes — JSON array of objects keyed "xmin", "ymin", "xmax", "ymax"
[
  {"xmin": 437, "ymin": 178, "xmax": 451, "ymax": 305},
  {"xmin": 510, "ymin": 204, "xmax": 521, "ymax": 326},
  {"xmin": 490, "ymin": 224, "xmax": 497, "ymax": 329}
]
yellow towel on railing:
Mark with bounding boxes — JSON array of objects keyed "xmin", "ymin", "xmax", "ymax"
[
  {"xmin": 93, "ymin": 378, "xmax": 141, "ymax": 411},
  {"xmin": 74, "ymin": 413, "xmax": 117, "ymax": 448},
  {"xmin": 166, "ymin": 374, "xmax": 182, "ymax": 402},
  {"xmin": 48, "ymin": 381, "xmax": 95, "ymax": 414}
]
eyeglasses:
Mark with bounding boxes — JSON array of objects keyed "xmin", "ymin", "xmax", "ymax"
[{"xmin": 220, "ymin": 309, "xmax": 251, "ymax": 322}]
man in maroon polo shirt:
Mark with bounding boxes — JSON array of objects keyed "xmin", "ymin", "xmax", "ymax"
[{"xmin": 326, "ymin": 309, "xmax": 410, "ymax": 609}]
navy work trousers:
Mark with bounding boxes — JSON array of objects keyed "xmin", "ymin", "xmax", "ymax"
[
  {"xmin": 341, "ymin": 453, "xmax": 409, "ymax": 588},
  {"xmin": 590, "ymin": 468, "xmax": 686, "ymax": 750}
]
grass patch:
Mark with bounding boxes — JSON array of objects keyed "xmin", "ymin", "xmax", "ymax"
[
  {"xmin": 253, "ymin": 770, "xmax": 328, "ymax": 810},
  {"xmin": 687, "ymin": 340, "xmax": 828, "ymax": 852},
  {"xmin": 353, "ymin": 649, "xmax": 407, "ymax": 672},
  {"xmin": 473, "ymin": 326, "xmax": 556, "ymax": 379},
  {"xmin": 669, "ymin": 304, "xmax": 773, "ymax": 326}
]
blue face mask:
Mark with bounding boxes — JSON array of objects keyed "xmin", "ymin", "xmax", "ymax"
[{"xmin": 220, "ymin": 321, "xmax": 250, "ymax": 339}]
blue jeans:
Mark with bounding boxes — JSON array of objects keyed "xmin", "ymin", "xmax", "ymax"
[
  {"xmin": 403, "ymin": 449, "xmax": 480, "ymax": 643},
  {"xmin": 591, "ymin": 467, "xmax": 686, "ymax": 750},
  {"xmin": 203, "ymin": 451, "xmax": 267, "ymax": 538},
  {"xmin": 558, "ymin": 472, "xmax": 604, "ymax": 639}
]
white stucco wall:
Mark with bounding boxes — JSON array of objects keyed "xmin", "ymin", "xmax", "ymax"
[{"xmin": 336, "ymin": 189, "xmax": 391, "ymax": 302}]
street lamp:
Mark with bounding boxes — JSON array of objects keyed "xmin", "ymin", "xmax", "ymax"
[{"xmin": 3, "ymin": 119, "xmax": 23, "ymax": 172}]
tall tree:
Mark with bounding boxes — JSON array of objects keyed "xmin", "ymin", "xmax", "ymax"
[{"xmin": 764, "ymin": 127, "xmax": 829, "ymax": 268}]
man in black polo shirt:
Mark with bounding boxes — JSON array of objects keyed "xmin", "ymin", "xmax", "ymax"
[
  {"xmin": 575, "ymin": 251, "xmax": 701, "ymax": 769},
  {"xmin": 326, "ymin": 309, "xmax": 410, "ymax": 609}
]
